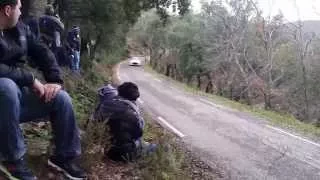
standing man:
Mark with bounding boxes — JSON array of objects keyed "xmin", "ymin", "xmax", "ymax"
[
  {"xmin": 39, "ymin": 4, "xmax": 64, "ymax": 50},
  {"xmin": 67, "ymin": 26, "xmax": 81, "ymax": 72},
  {"xmin": 0, "ymin": 0, "xmax": 87, "ymax": 179}
]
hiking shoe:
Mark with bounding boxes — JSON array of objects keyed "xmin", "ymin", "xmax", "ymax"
[
  {"xmin": 1, "ymin": 158, "xmax": 37, "ymax": 180},
  {"xmin": 47, "ymin": 156, "xmax": 87, "ymax": 180},
  {"xmin": 106, "ymin": 141, "xmax": 158, "ymax": 162},
  {"xmin": 140, "ymin": 141, "xmax": 157, "ymax": 154}
]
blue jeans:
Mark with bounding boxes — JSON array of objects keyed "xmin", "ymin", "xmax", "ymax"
[
  {"xmin": 0, "ymin": 78, "xmax": 81, "ymax": 161},
  {"xmin": 71, "ymin": 50, "xmax": 80, "ymax": 71}
]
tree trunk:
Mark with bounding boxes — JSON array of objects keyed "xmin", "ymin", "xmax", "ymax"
[
  {"xmin": 205, "ymin": 81, "xmax": 213, "ymax": 93},
  {"xmin": 205, "ymin": 74, "xmax": 213, "ymax": 93},
  {"xmin": 21, "ymin": 0, "xmax": 47, "ymax": 19},
  {"xmin": 197, "ymin": 74, "xmax": 201, "ymax": 89},
  {"xmin": 230, "ymin": 85, "xmax": 234, "ymax": 100},
  {"xmin": 301, "ymin": 63, "xmax": 309, "ymax": 121},
  {"xmin": 264, "ymin": 86, "xmax": 272, "ymax": 110},
  {"xmin": 165, "ymin": 64, "xmax": 171, "ymax": 76},
  {"xmin": 186, "ymin": 76, "xmax": 192, "ymax": 85},
  {"xmin": 246, "ymin": 85, "xmax": 252, "ymax": 105},
  {"xmin": 21, "ymin": 0, "xmax": 31, "ymax": 19}
]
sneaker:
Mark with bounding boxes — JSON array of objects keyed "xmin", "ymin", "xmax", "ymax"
[
  {"xmin": 1, "ymin": 158, "xmax": 37, "ymax": 180},
  {"xmin": 106, "ymin": 141, "xmax": 158, "ymax": 162},
  {"xmin": 140, "ymin": 141, "xmax": 157, "ymax": 154},
  {"xmin": 47, "ymin": 156, "xmax": 87, "ymax": 180}
]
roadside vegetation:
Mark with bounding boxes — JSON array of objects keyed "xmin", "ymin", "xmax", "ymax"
[{"xmin": 128, "ymin": 0, "xmax": 320, "ymax": 137}]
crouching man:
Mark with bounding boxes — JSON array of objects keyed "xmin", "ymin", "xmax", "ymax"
[
  {"xmin": 94, "ymin": 82, "xmax": 157, "ymax": 162},
  {"xmin": 0, "ymin": 0, "xmax": 87, "ymax": 179}
]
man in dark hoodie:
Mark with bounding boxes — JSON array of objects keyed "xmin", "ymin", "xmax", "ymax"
[
  {"xmin": 94, "ymin": 82, "xmax": 157, "ymax": 162},
  {"xmin": 0, "ymin": 0, "xmax": 86, "ymax": 179},
  {"xmin": 39, "ymin": 4, "xmax": 64, "ymax": 49}
]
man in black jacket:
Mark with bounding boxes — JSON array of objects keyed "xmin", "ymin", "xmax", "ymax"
[
  {"xmin": 67, "ymin": 26, "xmax": 81, "ymax": 72},
  {"xmin": 94, "ymin": 82, "xmax": 157, "ymax": 162},
  {"xmin": 0, "ymin": 0, "xmax": 87, "ymax": 179}
]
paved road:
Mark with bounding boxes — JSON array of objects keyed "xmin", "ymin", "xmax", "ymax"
[{"xmin": 119, "ymin": 61, "xmax": 320, "ymax": 180}]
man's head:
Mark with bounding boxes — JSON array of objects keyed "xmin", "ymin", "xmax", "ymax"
[
  {"xmin": 117, "ymin": 82, "xmax": 140, "ymax": 101},
  {"xmin": 71, "ymin": 25, "xmax": 80, "ymax": 37},
  {"xmin": 0, "ymin": 0, "xmax": 21, "ymax": 29},
  {"xmin": 45, "ymin": 4, "xmax": 54, "ymax": 16}
]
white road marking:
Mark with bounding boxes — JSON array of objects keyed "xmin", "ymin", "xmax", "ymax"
[
  {"xmin": 199, "ymin": 97, "xmax": 320, "ymax": 149},
  {"xmin": 157, "ymin": 116, "xmax": 185, "ymax": 138},
  {"xmin": 266, "ymin": 125, "xmax": 320, "ymax": 148},
  {"xmin": 154, "ymin": 78, "xmax": 162, "ymax": 82},
  {"xmin": 199, "ymin": 98, "xmax": 224, "ymax": 109},
  {"xmin": 266, "ymin": 126, "xmax": 320, "ymax": 170},
  {"xmin": 296, "ymin": 155, "xmax": 320, "ymax": 170}
]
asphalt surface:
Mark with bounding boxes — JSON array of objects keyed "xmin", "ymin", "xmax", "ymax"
[{"xmin": 119, "ymin": 61, "xmax": 320, "ymax": 180}]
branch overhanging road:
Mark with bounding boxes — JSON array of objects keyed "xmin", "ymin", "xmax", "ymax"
[{"xmin": 118, "ymin": 61, "xmax": 320, "ymax": 180}]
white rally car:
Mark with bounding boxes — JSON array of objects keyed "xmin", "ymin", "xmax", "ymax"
[{"xmin": 128, "ymin": 56, "xmax": 143, "ymax": 66}]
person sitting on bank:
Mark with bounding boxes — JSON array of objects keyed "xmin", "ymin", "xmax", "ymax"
[
  {"xmin": 94, "ymin": 82, "xmax": 157, "ymax": 162},
  {"xmin": 0, "ymin": 0, "xmax": 87, "ymax": 179}
]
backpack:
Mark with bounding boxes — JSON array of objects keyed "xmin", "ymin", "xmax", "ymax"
[
  {"xmin": 39, "ymin": 15, "xmax": 64, "ymax": 48},
  {"xmin": 92, "ymin": 84, "xmax": 118, "ymax": 121}
]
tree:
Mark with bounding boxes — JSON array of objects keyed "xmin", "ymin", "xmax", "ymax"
[
  {"xmin": 130, "ymin": 0, "xmax": 320, "ymax": 123},
  {"xmin": 21, "ymin": 0, "xmax": 47, "ymax": 19},
  {"xmin": 64, "ymin": 0, "xmax": 191, "ymax": 63}
]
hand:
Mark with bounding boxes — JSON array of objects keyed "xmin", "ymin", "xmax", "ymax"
[
  {"xmin": 32, "ymin": 78, "xmax": 45, "ymax": 98},
  {"xmin": 43, "ymin": 83, "xmax": 62, "ymax": 103}
]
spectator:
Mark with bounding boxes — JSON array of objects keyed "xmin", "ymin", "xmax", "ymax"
[
  {"xmin": 94, "ymin": 82, "xmax": 157, "ymax": 162},
  {"xmin": 39, "ymin": 4, "xmax": 64, "ymax": 50},
  {"xmin": 67, "ymin": 26, "xmax": 81, "ymax": 72},
  {"xmin": 0, "ymin": 0, "xmax": 87, "ymax": 179}
]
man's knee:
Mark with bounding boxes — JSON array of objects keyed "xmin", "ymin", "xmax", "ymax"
[
  {"xmin": 54, "ymin": 90, "xmax": 72, "ymax": 106},
  {"xmin": 0, "ymin": 78, "xmax": 20, "ymax": 100}
]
